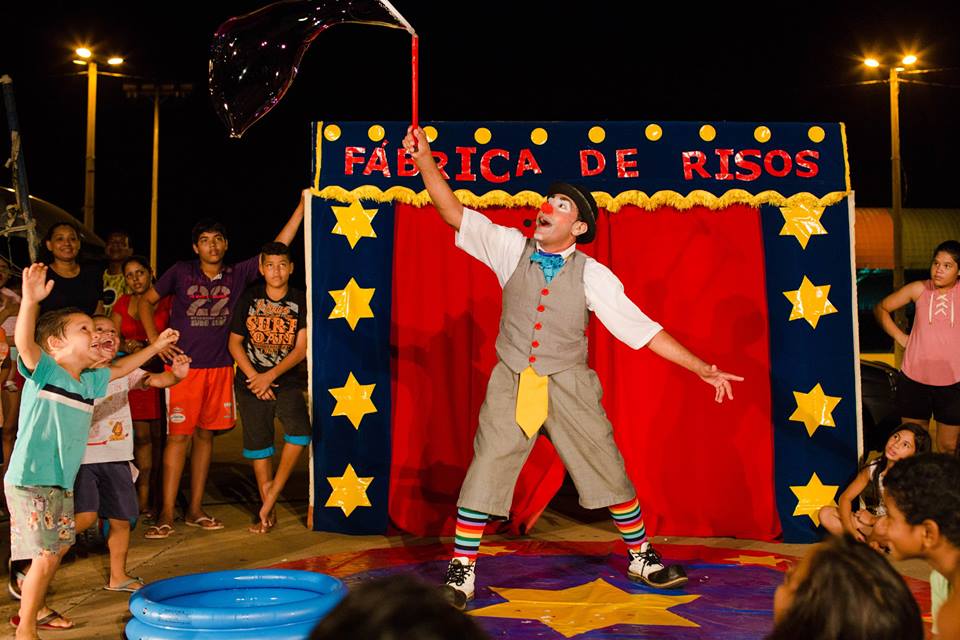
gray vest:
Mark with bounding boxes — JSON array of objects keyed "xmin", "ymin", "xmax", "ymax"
[{"xmin": 496, "ymin": 240, "xmax": 589, "ymax": 375}]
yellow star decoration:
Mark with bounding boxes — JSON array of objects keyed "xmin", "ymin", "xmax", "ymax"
[
  {"xmin": 469, "ymin": 578, "xmax": 699, "ymax": 638},
  {"xmin": 330, "ymin": 200, "xmax": 378, "ymax": 249},
  {"xmin": 328, "ymin": 278, "xmax": 375, "ymax": 330},
  {"xmin": 325, "ymin": 464, "xmax": 373, "ymax": 517},
  {"xmin": 724, "ymin": 554, "xmax": 787, "ymax": 568},
  {"xmin": 779, "ymin": 205, "xmax": 827, "ymax": 249},
  {"xmin": 790, "ymin": 473, "xmax": 838, "ymax": 526},
  {"xmin": 782, "ymin": 276, "xmax": 837, "ymax": 329},
  {"xmin": 329, "ymin": 372, "xmax": 377, "ymax": 429},
  {"xmin": 790, "ymin": 383, "xmax": 842, "ymax": 437}
]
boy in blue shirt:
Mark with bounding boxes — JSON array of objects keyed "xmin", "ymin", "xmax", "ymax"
[{"xmin": 5, "ymin": 263, "xmax": 179, "ymax": 638}]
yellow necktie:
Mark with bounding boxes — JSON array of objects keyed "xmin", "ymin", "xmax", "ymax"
[{"xmin": 516, "ymin": 365, "xmax": 548, "ymax": 438}]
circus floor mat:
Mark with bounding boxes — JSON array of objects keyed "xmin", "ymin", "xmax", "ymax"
[{"xmin": 275, "ymin": 539, "xmax": 933, "ymax": 639}]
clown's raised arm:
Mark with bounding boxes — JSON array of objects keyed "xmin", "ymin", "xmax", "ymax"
[{"xmin": 402, "ymin": 126, "xmax": 464, "ymax": 230}]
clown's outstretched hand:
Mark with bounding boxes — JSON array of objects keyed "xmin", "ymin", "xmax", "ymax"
[
  {"xmin": 697, "ymin": 363, "xmax": 744, "ymax": 403},
  {"xmin": 647, "ymin": 330, "xmax": 743, "ymax": 403}
]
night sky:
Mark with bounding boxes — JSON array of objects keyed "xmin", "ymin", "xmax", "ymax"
[{"xmin": 2, "ymin": 2, "xmax": 960, "ymax": 273}]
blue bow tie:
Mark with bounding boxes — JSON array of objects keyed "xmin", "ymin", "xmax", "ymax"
[{"xmin": 531, "ymin": 251, "xmax": 565, "ymax": 284}]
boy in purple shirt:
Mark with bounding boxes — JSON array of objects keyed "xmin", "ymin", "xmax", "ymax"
[{"xmin": 141, "ymin": 192, "xmax": 306, "ymax": 538}]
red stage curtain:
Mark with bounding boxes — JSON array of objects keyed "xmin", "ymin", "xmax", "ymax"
[{"xmin": 389, "ymin": 203, "xmax": 779, "ymax": 541}]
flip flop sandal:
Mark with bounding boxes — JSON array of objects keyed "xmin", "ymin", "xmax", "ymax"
[
  {"xmin": 248, "ymin": 520, "xmax": 274, "ymax": 534},
  {"xmin": 10, "ymin": 609, "xmax": 74, "ymax": 630},
  {"xmin": 144, "ymin": 523, "xmax": 174, "ymax": 539},
  {"xmin": 185, "ymin": 516, "xmax": 224, "ymax": 530},
  {"xmin": 104, "ymin": 577, "xmax": 144, "ymax": 592},
  {"xmin": 7, "ymin": 559, "xmax": 24, "ymax": 600}
]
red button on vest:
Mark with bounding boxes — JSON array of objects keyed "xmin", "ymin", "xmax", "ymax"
[
  {"xmin": 534, "ymin": 323, "xmax": 542, "ymax": 330},
  {"xmin": 541, "ymin": 288, "xmax": 550, "ymax": 295},
  {"xmin": 529, "ymin": 356, "xmax": 536, "ymax": 363},
  {"xmin": 537, "ymin": 305, "xmax": 545, "ymax": 312},
  {"xmin": 532, "ymin": 341, "xmax": 540, "ymax": 348}
]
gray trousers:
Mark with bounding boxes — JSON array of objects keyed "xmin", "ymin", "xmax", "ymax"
[{"xmin": 457, "ymin": 361, "xmax": 636, "ymax": 518}]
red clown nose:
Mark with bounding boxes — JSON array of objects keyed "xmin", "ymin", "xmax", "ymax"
[{"xmin": 540, "ymin": 201, "xmax": 554, "ymax": 214}]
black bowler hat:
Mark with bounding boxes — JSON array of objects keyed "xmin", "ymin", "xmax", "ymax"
[{"xmin": 547, "ymin": 182, "xmax": 597, "ymax": 244}]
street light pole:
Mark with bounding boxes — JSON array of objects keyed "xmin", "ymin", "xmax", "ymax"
[
  {"xmin": 83, "ymin": 61, "xmax": 97, "ymax": 231},
  {"xmin": 889, "ymin": 66, "xmax": 905, "ymax": 366},
  {"xmin": 123, "ymin": 82, "xmax": 192, "ymax": 273},
  {"xmin": 150, "ymin": 85, "xmax": 159, "ymax": 273}
]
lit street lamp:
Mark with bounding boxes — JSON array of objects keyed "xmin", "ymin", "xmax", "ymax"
[
  {"xmin": 863, "ymin": 53, "xmax": 920, "ymax": 366},
  {"xmin": 73, "ymin": 46, "xmax": 124, "ymax": 231}
]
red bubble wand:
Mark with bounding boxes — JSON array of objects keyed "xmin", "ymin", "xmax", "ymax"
[{"xmin": 210, "ymin": 0, "xmax": 418, "ymax": 139}]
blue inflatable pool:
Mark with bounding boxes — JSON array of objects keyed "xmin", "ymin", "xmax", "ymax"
[{"xmin": 125, "ymin": 569, "xmax": 345, "ymax": 639}]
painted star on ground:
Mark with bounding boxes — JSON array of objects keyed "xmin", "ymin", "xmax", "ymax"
[
  {"xmin": 789, "ymin": 383, "xmax": 842, "ymax": 437},
  {"xmin": 782, "ymin": 276, "xmax": 837, "ymax": 329},
  {"xmin": 331, "ymin": 200, "xmax": 378, "ymax": 248},
  {"xmin": 469, "ymin": 578, "xmax": 700, "ymax": 638},
  {"xmin": 478, "ymin": 545, "xmax": 514, "ymax": 557},
  {"xmin": 779, "ymin": 205, "xmax": 827, "ymax": 249},
  {"xmin": 329, "ymin": 372, "xmax": 377, "ymax": 429},
  {"xmin": 790, "ymin": 472, "xmax": 838, "ymax": 526},
  {"xmin": 723, "ymin": 555, "xmax": 788, "ymax": 568},
  {"xmin": 326, "ymin": 464, "xmax": 374, "ymax": 517},
  {"xmin": 328, "ymin": 277, "xmax": 375, "ymax": 330}
]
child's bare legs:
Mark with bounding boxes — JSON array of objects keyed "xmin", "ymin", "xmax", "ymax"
[
  {"xmin": 74, "ymin": 512, "xmax": 138, "ymax": 589},
  {"xmin": 132, "ymin": 420, "xmax": 153, "ymax": 513},
  {"xmin": 936, "ymin": 423, "xmax": 960, "ymax": 455},
  {"xmin": 818, "ymin": 506, "xmax": 842, "ymax": 535},
  {"xmin": 259, "ymin": 442, "xmax": 305, "ymax": 528},
  {"xmin": 249, "ymin": 442, "xmax": 306, "ymax": 532},
  {"xmin": 187, "ymin": 429, "xmax": 215, "ymax": 522},
  {"xmin": 16, "ymin": 547, "xmax": 72, "ymax": 638},
  {"xmin": 250, "ymin": 457, "xmax": 274, "ymax": 533},
  {"xmin": 156, "ymin": 429, "xmax": 219, "ymax": 530},
  {"xmin": 157, "ymin": 434, "xmax": 190, "ymax": 528}
]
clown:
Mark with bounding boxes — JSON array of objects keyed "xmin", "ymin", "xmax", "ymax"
[{"xmin": 401, "ymin": 127, "xmax": 743, "ymax": 609}]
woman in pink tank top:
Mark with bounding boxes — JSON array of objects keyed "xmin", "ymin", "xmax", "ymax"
[{"xmin": 875, "ymin": 240, "xmax": 960, "ymax": 454}]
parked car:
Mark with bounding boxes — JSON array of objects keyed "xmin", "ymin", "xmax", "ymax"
[{"xmin": 860, "ymin": 359, "xmax": 901, "ymax": 454}]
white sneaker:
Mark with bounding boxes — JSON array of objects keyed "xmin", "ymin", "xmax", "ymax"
[
  {"xmin": 440, "ymin": 556, "xmax": 475, "ymax": 610},
  {"xmin": 627, "ymin": 542, "xmax": 688, "ymax": 589}
]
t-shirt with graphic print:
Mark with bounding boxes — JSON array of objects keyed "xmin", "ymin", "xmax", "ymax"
[
  {"xmin": 82, "ymin": 368, "xmax": 148, "ymax": 465},
  {"xmin": 102, "ymin": 270, "xmax": 130, "ymax": 316},
  {"xmin": 229, "ymin": 284, "xmax": 307, "ymax": 387},
  {"xmin": 5, "ymin": 352, "xmax": 110, "ymax": 488},
  {"xmin": 153, "ymin": 255, "xmax": 261, "ymax": 369}
]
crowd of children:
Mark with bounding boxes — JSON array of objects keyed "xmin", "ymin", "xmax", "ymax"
[{"xmin": 0, "ymin": 193, "xmax": 310, "ymax": 637}]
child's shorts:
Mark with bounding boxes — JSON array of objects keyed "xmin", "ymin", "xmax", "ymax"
[
  {"xmin": 4, "ymin": 484, "xmax": 75, "ymax": 560},
  {"xmin": 236, "ymin": 381, "xmax": 311, "ymax": 459},
  {"xmin": 897, "ymin": 372, "xmax": 960, "ymax": 425},
  {"xmin": 166, "ymin": 366, "xmax": 236, "ymax": 436},
  {"xmin": 73, "ymin": 461, "xmax": 139, "ymax": 520}
]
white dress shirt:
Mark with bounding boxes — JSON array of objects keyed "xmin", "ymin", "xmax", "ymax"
[{"xmin": 455, "ymin": 208, "xmax": 663, "ymax": 349}]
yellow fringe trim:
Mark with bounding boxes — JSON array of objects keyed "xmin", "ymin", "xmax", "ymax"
[
  {"xmin": 311, "ymin": 185, "xmax": 850, "ymax": 212},
  {"xmin": 840, "ymin": 122, "xmax": 852, "ymax": 193},
  {"xmin": 314, "ymin": 122, "xmax": 323, "ymax": 189}
]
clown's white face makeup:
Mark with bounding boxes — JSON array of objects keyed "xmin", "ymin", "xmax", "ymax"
[{"xmin": 534, "ymin": 194, "xmax": 587, "ymax": 252}]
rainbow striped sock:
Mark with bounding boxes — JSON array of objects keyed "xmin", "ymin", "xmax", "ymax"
[
  {"xmin": 453, "ymin": 507, "xmax": 489, "ymax": 559},
  {"xmin": 609, "ymin": 497, "xmax": 647, "ymax": 551}
]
